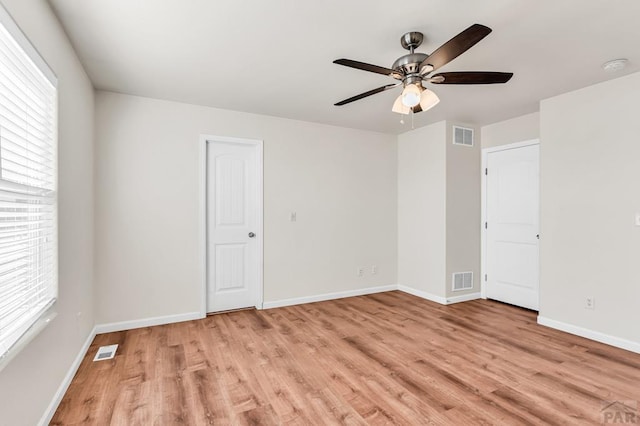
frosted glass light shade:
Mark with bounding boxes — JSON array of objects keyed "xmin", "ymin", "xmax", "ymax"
[
  {"xmin": 392, "ymin": 95, "xmax": 411, "ymax": 114},
  {"xmin": 393, "ymin": 87, "xmax": 440, "ymax": 115},
  {"xmin": 419, "ymin": 89, "xmax": 440, "ymax": 111},
  {"xmin": 401, "ymin": 84, "xmax": 421, "ymax": 107},
  {"xmin": 391, "ymin": 95, "xmax": 411, "ymax": 114}
]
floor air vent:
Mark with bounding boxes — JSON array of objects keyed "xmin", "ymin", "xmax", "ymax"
[
  {"xmin": 93, "ymin": 344, "xmax": 118, "ymax": 361},
  {"xmin": 452, "ymin": 272, "xmax": 473, "ymax": 291}
]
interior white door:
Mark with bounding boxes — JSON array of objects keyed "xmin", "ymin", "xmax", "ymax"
[
  {"xmin": 207, "ymin": 140, "xmax": 261, "ymax": 312},
  {"xmin": 486, "ymin": 144, "xmax": 539, "ymax": 310}
]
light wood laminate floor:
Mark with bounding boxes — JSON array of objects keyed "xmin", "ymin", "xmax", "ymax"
[{"xmin": 52, "ymin": 291, "xmax": 640, "ymax": 425}]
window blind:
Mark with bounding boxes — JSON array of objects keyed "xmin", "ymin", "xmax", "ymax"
[{"xmin": 0, "ymin": 5, "xmax": 57, "ymax": 359}]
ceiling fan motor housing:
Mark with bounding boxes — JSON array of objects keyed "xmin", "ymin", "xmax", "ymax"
[{"xmin": 392, "ymin": 53, "xmax": 429, "ymax": 80}]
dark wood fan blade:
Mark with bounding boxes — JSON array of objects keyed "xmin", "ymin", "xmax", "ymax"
[
  {"xmin": 430, "ymin": 71, "xmax": 513, "ymax": 84},
  {"xmin": 334, "ymin": 84, "xmax": 399, "ymax": 106},
  {"xmin": 420, "ymin": 24, "xmax": 492, "ymax": 72},
  {"xmin": 412, "ymin": 104, "xmax": 423, "ymax": 113},
  {"xmin": 334, "ymin": 59, "xmax": 397, "ymax": 76}
]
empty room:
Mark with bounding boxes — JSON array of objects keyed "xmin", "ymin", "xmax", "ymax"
[{"xmin": 1, "ymin": 0, "xmax": 639, "ymax": 424}]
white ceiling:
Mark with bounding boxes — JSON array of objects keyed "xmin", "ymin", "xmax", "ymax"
[{"xmin": 48, "ymin": 0, "xmax": 640, "ymax": 134}]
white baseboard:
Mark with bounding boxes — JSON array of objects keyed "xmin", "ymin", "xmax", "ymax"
[
  {"xmin": 446, "ymin": 292, "xmax": 481, "ymax": 304},
  {"xmin": 396, "ymin": 286, "xmax": 480, "ymax": 305},
  {"xmin": 38, "ymin": 325, "xmax": 97, "ymax": 426},
  {"xmin": 262, "ymin": 284, "xmax": 397, "ymax": 309},
  {"xmin": 397, "ymin": 285, "xmax": 448, "ymax": 305},
  {"xmin": 95, "ymin": 311, "xmax": 203, "ymax": 334},
  {"xmin": 537, "ymin": 316, "xmax": 640, "ymax": 354}
]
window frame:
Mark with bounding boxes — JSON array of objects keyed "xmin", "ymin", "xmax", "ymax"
[{"xmin": 0, "ymin": 2, "xmax": 58, "ymax": 370}]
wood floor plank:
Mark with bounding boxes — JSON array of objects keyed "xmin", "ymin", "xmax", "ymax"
[{"xmin": 51, "ymin": 292, "xmax": 640, "ymax": 425}]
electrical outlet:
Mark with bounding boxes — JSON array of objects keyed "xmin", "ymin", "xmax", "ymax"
[
  {"xmin": 585, "ymin": 297, "xmax": 595, "ymax": 310},
  {"xmin": 371, "ymin": 265, "xmax": 378, "ymax": 275},
  {"xmin": 357, "ymin": 267, "xmax": 364, "ymax": 277}
]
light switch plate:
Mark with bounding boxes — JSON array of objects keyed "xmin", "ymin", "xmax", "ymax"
[{"xmin": 635, "ymin": 212, "xmax": 640, "ymax": 226}]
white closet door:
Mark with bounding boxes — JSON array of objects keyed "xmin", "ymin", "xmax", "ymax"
[
  {"xmin": 486, "ymin": 144, "xmax": 539, "ymax": 310},
  {"xmin": 207, "ymin": 140, "xmax": 261, "ymax": 312}
]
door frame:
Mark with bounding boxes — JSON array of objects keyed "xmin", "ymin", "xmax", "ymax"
[
  {"xmin": 480, "ymin": 139, "xmax": 539, "ymax": 300},
  {"xmin": 198, "ymin": 134, "xmax": 264, "ymax": 316}
]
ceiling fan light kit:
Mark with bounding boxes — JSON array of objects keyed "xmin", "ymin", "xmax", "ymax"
[
  {"xmin": 392, "ymin": 95, "xmax": 411, "ymax": 114},
  {"xmin": 419, "ymin": 88, "xmax": 440, "ymax": 111},
  {"xmin": 392, "ymin": 85, "xmax": 440, "ymax": 115},
  {"xmin": 333, "ymin": 24, "xmax": 513, "ymax": 116},
  {"xmin": 401, "ymin": 83, "xmax": 422, "ymax": 107}
]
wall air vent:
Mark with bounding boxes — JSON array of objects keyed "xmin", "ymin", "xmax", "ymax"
[
  {"xmin": 452, "ymin": 272, "xmax": 473, "ymax": 291},
  {"xmin": 453, "ymin": 126, "xmax": 474, "ymax": 146},
  {"xmin": 93, "ymin": 344, "xmax": 118, "ymax": 361}
]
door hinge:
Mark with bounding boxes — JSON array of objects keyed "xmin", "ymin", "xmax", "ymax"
[
  {"xmin": 485, "ymin": 222, "xmax": 488, "ymax": 229},
  {"xmin": 485, "ymin": 168, "xmax": 488, "ymax": 176},
  {"xmin": 485, "ymin": 274, "xmax": 487, "ymax": 282}
]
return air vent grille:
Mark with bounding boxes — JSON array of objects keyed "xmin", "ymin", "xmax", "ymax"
[
  {"xmin": 93, "ymin": 344, "xmax": 118, "ymax": 361},
  {"xmin": 452, "ymin": 272, "xmax": 473, "ymax": 291},
  {"xmin": 453, "ymin": 126, "xmax": 474, "ymax": 146}
]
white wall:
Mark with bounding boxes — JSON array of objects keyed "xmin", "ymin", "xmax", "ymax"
[
  {"xmin": 398, "ymin": 121, "xmax": 482, "ymax": 301},
  {"xmin": 445, "ymin": 124, "xmax": 481, "ymax": 297},
  {"xmin": 397, "ymin": 122, "xmax": 447, "ymax": 298},
  {"xmin": 539, "ymin": 71, "xmax": 640, "ymax": 346},
  {"xmin": 0, "ymin": 1, "xmax": 95, "ymax": 425},
  {"xmin": 481, "ymin": 112, "xmax": 539, "ymax": 148},
  {"xmin": 94, "ymin": 91, "xmax": 397, "ymax": 323}
]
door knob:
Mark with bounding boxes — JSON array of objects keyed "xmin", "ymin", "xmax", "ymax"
[{"xmin": 248, "ymin": 232, "xmax": 256, "ymax": 238}]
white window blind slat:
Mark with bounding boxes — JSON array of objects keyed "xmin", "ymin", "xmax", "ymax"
[
  {"xmin": 0, "ymin": 223, "xmax": 54, "ymax": 233},
  {"xmin": 0, "ymin": 294, "xmax": 52, "ymax": 335},
  {"xmin": 0, "ymin": 264, "xmax": 28, "ymax": 282},
  {"xmin": 0, "ymin": 135, "xmax": 53, "ymax": 164},
  {"xmin": 0, "ymin": 226, "xmax": 54, "ymax": 237},
  {"xmin": 0, "ymin": 37, "xmax": 55, "ymax": 98},
  {"xmin": 0, "ymin": 4, "xmax": 57, "ymax": 360},
  {"xmin": 0, "ymin": 228, "xmax": 54, "ymax": 240},
  {"xmin": 0, "ymin": 210, "xmax": 53, "ymax": 220},
  {"xmin": 0, "ymin": 162, "xmax": 54, "ymax": 187},
  {"xmin": 0, "ymin": 248, "xmax": 53, "ymax": 271},
  {"xmin": 0, "ymin": 69, "xmax": 54, "ymax": 115},
  {"xmin": 0, "ymin": 86, "xmax": 55, "ymax": 128},
  {"xmin": 0, "ymin": 274, "xmax": 53, "ymax": 306},
  {"xmin": 0, "ymin": 66, "xmax": 52, "ymax": 112},
  {"xmin": 0, "ymin": 144, "xmax": 55, "ymax": 168},
  {"xmin": 0, "ymin": 127, "xmax": 55, "ymax": 155},
  {"xmin": 0, "ymin": 70, "xmax": 55, "ymax": 124},
  {"xmin": 0, "ymin": 254, "xmax": 53, "ymax": 274},
  {"xmin": 0, "ymin": 258, "xmax": 53, "ymax": 283},
  {"xmin": 0, "ymin": 248, "xmax": 52, "ymax": 263},
  {"xmin": 1, "ymin": 155, "xmax": 54, "ymax": 177},
  {"xmin": 0, "ymin": 282, "xmax": 54, "ymax": 321}
]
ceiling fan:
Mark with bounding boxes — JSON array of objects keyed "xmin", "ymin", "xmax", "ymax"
[{"xmin": 333, "ymin": 24, "xmax": 513, "ymax": 114}]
